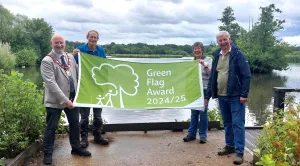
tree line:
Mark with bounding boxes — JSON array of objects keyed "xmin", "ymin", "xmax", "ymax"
[
  {"xmin": 0, "ymin": 4, "xmax": 299, "ymax": 73},
  {"xmin": 0, "ymin": 5, "xmax": 52, "ymax": 67},
  {"xmin": 65, "ymin": 40, "xmax": 217, "ymax": 57}
]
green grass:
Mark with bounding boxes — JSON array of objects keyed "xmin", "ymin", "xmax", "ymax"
[{"xmin": 286, "ymin": 54, "xmax": 300, "ymax": 63}]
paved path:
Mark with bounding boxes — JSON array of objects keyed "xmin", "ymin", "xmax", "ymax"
[{"xmin": 26, "ymin": 130, "xmax": 253, "ymax": 166}]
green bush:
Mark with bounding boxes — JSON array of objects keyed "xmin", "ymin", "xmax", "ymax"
[
  {"xmin": 0, "ymin": 43, "xmax": 15, "ymax": 70},
  {"xmin": 208, "ymin": 108, "xmax": 223, "ymax": 126},
  {"xmin": 254, "ymin": 103, "xmax": 300, "ymax": 165},
  {"xmin": 14, "ymin": 48, "xmax": 37, "ymax": 67},
  {"xmin": 0, "ymin": 70, "xmax": 45, "ymax": 158}
]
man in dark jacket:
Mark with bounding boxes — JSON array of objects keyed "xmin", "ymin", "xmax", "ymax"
[{"xmin": 205, "ymin": 31, "xmax": 251, "ymax": 165}]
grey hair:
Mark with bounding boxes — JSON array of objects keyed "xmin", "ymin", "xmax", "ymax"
[
  {"xmin": 216, "ymin": 31, "xmax": 230, "ymax": 39},
  {"xmin": 86, "ymin": 30, "xmax": 99, "ymax": 39}
]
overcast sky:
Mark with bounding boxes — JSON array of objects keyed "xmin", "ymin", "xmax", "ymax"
[{"xmin": 1, "ymin": 0, "xmax": 300, "ymax": 46}]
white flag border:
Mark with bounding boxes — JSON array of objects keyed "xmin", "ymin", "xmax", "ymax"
[{"xmin": 74, "ymin": 56, "xmax": 204, "ymax": 110}]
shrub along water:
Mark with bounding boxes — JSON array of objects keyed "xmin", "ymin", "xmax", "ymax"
[
  {"xmin": 14, "ymin": 48, "xmax": 38, "ymax": 67},
  {"xmin": 286, "ymin": 53, "xmax": 300, "ymax": 63},
  {"xmin": 0, "ymin": 70, "xmax": 45, "ymax": 158},
  {"xmin": 254, "ymin": 103, "xmax": 300, "ymax": 165},
  {"xmin": 0, "ymin": 43, "xmax": 15, "ymax": 71}
]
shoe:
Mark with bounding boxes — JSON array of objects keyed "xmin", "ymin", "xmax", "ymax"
[
  {"xmin": 94, "ymin": 132, "xmax": 109, "ymax": 145},
  {"xmin": 199, "ymin": 137, "xmax": 207, "ymax": 144},
  {"xmin": 71, "ymin": 148, "xmax": 91, "ymax": 156},
  {"xmin": 218, "ymin": 145, "xmax": 235, "ymax": 156},
  {"xmin": 80, "ymin": 134, "xmax": 89, "ymax": 148},
  {"xmin": 183, "ymin": 135, "xmax": 196, "ymax": 142},
  {"xmin": 43, "ymin": 153, "xmax": 52, "ymax": 165},
  {"xmin": 233, "ymin": 154, "xmax": 244, "ymax": 165}
]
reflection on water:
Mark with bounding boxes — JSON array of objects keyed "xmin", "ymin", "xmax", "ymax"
[
  {"xmin": 15, "ymin": 66, "xmax": 44, "ymax": 88},
  {"xmin": 247, "ymin": 73, "xmax": 286, "ymax": 126},
  {"xmin": 15, "ymin": 61, "xmax": 300, "ymax": 126}
]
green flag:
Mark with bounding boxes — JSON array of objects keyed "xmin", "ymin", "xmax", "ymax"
[{"xmin": 74, "ymin": 52, "xmax": 204, "ymax": 110}]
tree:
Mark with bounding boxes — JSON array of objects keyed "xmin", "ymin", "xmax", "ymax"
[
  {"xmin": 10, "ymin": 17, "xmax": 53, "ymax": 64},
  {"xmin": 0, "ymin": 5, "xmax": 14, "ymax": 43},
  {"xmin": 10, "ymin": 14, "xmax": 33, "ymax": 53},
  {"xmin": 25, "ymin": 18, "xmax": 53, "ymax": 63},
  {"xmin": 250, "ymin": 4, "xmax": 285, "ymax": 52},
  {"xmin": 218, "ymin": 6, "xmax": 244, "ymax": 43},
  {"xmin": 15, "ymin": 48, "xmax": 37, "ymax": 67},
  {"xmin": 239, "ymin": 4, "xmax": 288, "ymax": 73},
  {"xmin": 0, "ymin": 43, "xmax": 15, "ymax": 70}
]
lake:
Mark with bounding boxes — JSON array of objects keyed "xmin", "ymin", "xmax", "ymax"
[{"xmin": 15, "ymin": 58, "xmax": 300, "ymax": 127}]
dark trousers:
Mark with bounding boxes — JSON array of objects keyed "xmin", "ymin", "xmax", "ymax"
[
  {"xmin": 80, "ymin": 107, "xmax": 103, "ymax": 136},
  {"xmin": 43, "ymin": 107, "xmax": 81, "ymax": 154}
]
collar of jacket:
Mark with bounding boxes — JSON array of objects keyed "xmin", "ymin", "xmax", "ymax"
[{"xmin": 213, "ymin": 44, "xmax": 239, "ymax": 58}]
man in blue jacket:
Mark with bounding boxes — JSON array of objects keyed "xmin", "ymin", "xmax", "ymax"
[
  {"xmin": 205, "ymin": 31, "xmax": 251, "ymax": 165},
  {"xmin": 73, "ymin": 30, "xmax": 109, "ymax": 148}
]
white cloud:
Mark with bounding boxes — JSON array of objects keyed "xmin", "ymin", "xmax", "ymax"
[
  {"xmin": 283, "ymin": 35, "xmax": 300, "ymax": 46},
  {"xmin": 1, "ymin": 0, "xmax": 300, "ymax": 45}
]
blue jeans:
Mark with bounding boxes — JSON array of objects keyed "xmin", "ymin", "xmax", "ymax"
[
  {"xmin": 218, "ymin": 96, "xmax": 245, "ymax": 156},
  {"xmin": 187, "ymin": 107, "xmax": 208, "ymax": 138}
]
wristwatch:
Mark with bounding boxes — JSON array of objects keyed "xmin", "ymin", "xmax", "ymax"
[{"xmin": 204, "ymin": 66, "xmax": 208, "ymax": 69}]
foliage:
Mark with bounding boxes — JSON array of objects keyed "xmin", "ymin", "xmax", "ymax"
[
  {"xmin": 0, "ymin": 43, "xmax": 16, "ymax": 71},
  {"xmin": 0, "ymin": 5, "xmax": 14, "ymax": 43},
  {"xmin": 10, "ymin": 17, "xmax": 53, "ymax": 64},
  {"xmin": 0, "ymin": 160, "xmax": 3, "ymax": 166},
  {"xmin": 65, "ymin": 41, "xmax": 205, "ymax": 57},
  {"xmin": 218, "ymin": 6, "xmax": 245, "ymax": 43},
  {"xmin": 243, "ymin": 4, "xmax": 287, "ymax": 73},
  {"xmin": 15, "ymin": 48, "xmax": 38, "ymax": 67},
  {"xmin": 219, "ymin": 4, "xmax": 289, "ymax": 73},
  {"xmin": 0, "ymin": 5, "xmax": 53, "ymax": 65},
  {"xmin": 0, "ymin": 70, "xmax": 46, "ymax": 158},
  {"xmin": 14, "ymin": 67, "xmax": 44, "ymax": 89},
  {"xmin": 175, "ymin": 118, "xmax": 190, "ymax": 122},
  {"xmin": 254, "ymin": 103, "xmax": 300, "ymax": 165},
  {"xmin": 207, "ymin": 108, "xmax": 223, "ymax": 126},
  {"xmin": 286, "ymin": 52, "xmax": 300, "ymax": 63},
  {"xmin": 55, "ymin": 112, "xmax": 67, "ymax": 134},
  {"xmin": 25, "ymin": 18, "xmax": 53, "ymax": 63},
  {"xmin": 174, "ymin": 108, "xmax": 223, "ymax": 124}
]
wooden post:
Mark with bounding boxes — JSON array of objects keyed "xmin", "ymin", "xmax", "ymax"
[{"xmin": 273, "ymin": 87, "xmax": 286, "ymax": 114}]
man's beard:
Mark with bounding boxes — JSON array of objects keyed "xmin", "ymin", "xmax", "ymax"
[{"xmin": 54, "ymin": 48, "xmax": 64, "ymax": 54}]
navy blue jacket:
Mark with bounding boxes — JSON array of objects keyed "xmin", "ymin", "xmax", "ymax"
[{"xmin": 205, "ymin": 44, "xmax": 251, "ymax": 99}]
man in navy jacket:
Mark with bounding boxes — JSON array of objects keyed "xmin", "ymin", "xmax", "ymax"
[{"xmin": 205, "ymin": 31, "xmax": 251, "ymax": 165}]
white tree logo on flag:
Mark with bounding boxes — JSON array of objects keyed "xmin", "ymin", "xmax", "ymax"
[{"xmin": 92, "ymin": 63, "xmax": 139, "ymax": 108}]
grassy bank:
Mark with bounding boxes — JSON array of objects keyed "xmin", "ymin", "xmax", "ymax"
[
  {"xmin": 111, "ymin": 54, "xmax": 186, "ymax": 58},
  {"xmin": 286, "ymin": 53, "xmax": 300, "ymax": 63}
]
